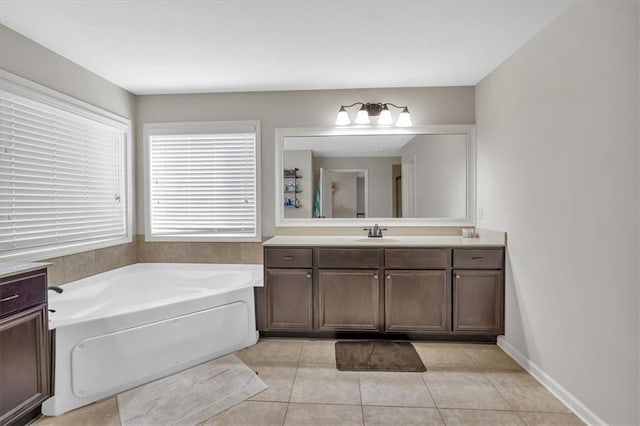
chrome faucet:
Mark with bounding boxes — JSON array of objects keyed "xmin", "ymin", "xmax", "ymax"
[{"xmin": 363, "ymin": 224, "xmax": 387, "ymax": 238}]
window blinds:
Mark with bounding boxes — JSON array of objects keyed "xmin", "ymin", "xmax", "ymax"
[
  {"xmin": 149, "ymin": 132, "xmax": 257, "ymax": 238},
  {"xmin": 0, "ymin": 82, "xmax": 128, "ymax": 258}
]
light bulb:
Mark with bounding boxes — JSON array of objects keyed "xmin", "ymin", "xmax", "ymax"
[
  {"xmin": 354, "ymin": 105, "xmax": 370, "ymax": 124},
  {"xmin": 335, "ymin": 106, "xmax": 350, "ymax": 125},
  {"xmin": 378, "ymin": 105, "xmax": 393, "ymax": 125},
  {"xmin": 396, "ymin": 107, "xmax": 412, "ymax": 127}
]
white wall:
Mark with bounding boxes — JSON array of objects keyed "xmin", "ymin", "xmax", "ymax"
[
  {"xmin": 476, "ymin": 2, "xmax": 639, "ymax": 425},
  {"xmin": 136, "ymin": 87, "xmax": 475, "ymax": 235},
  {"xmin": 400, "ymin": 134, "xmax": 467, "ymax": 218}
]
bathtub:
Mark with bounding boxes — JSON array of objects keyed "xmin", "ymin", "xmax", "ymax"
[{"xmin": 42, "ymin": 263, "xmax": 263, "ymax": 416}]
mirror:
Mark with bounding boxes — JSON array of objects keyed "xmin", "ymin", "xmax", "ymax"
[{"xmin": 276, "ymin": 126, "xmax": 475, "ymax": 227}]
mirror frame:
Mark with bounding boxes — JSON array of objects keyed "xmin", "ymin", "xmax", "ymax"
[{"xmin": 275, "ymin": 125, "xmax": 476, "ymax": 228}]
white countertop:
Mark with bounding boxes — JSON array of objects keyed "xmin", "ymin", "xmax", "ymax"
[
  {"xmin": 263, "ymin": 232, "xmax": 505, "ymax": 247},
  {"xmin": 0, "ymin": 262, "xmax": 51, "ymax": 279}
]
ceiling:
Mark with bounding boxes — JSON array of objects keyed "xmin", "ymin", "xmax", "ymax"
[{"xmin": 0, "ymin": 1, "xmax": 573, "ymax": 95}]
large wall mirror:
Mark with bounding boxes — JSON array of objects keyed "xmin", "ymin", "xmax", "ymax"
[{"xmin": 275, "ymin": 125, "xmax": 475, "ymax": 227}]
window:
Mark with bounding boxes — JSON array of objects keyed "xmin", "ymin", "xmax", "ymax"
[
  {"xmin": 144, "ymin": 121, "xmax": 260, "ymax": 241},
  {"xmin": 0, "ymin": 73, "xmax": 132, "ymax": 262}
]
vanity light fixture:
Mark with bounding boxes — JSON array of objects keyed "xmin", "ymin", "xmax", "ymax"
[{"xmin": 335, "ymin": 102, "xmax": 412, "ymax": 127}]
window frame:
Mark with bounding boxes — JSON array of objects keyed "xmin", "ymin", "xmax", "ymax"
[
  {"xmin": 0, "ymin": 70, "xmax": 133, "ymax": 263},
  {"xmin": 143, "ymin": 120, "xmax": 261, "ymax": 243}
]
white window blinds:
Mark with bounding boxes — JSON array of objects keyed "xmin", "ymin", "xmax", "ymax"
[
  {"xmin": 147, "ymin": 125, "xmax": 259, "ymax": 240},
  {"xmin": 0, "ymin": 77, "xmax": 130, "ymax": 260}
]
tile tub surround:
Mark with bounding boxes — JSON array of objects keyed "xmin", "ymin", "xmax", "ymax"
[
  {"xmin": 36, "ymin": 339, "xmax": 585, "ymax": 425},
  {"xmin": 43, "ymin": 236, "xmax": 264, "ymax": 286}
]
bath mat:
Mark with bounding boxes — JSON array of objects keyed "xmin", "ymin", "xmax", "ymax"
[
  {"xmin": 335, "ymin": 341, "xmax": 426, "ymax": 372},
  {"xmin": 117, "ymin": 354, "xmax": 267, "ymax": 426}
]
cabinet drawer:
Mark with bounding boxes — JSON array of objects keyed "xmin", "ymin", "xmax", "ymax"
[
  {"xmin": 317, "ymin": 248, "xmax": 379, "ymax": 269},
  {"xmin": 385, "ymin": 248, "xmax": 449, "ymax": 269},
  {"xmin": 453, "ymin": 249, "xmax": 503, "ymax": 269},
  {"xmin": 0, "ymin": 271, "xmax": 47, "ymax": 318},
  {"xmin": 264, "ymin": 248, "xmax": 313, "ymax": 268}
]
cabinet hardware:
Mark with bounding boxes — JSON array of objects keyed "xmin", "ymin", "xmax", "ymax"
[
  {"xmin": 472, "ymin": 256, "xmax": 483, "ymax": 260},
  {"xmin": 1, "ymin": 294, "xmax": 19, "ymax": 302},
  {"xmin": 456, "ymin": 275, "xmax": 460, "ymax": 279},
  {"xmin": 374, "ymin": 274, "xmax": 378, "ymax": 279},
  {"xmin": 306, "ymin": 273, "xmax": 311, "ymax": 279},
  {"xmin": 283, "ymin": 256, "xmax": 294, "ymax": 260},
  {"xmin": 386, "ymin": 275, "xmax": 391, "ymax": 279}
]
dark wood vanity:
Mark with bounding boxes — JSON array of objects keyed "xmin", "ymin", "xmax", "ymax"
[
  {"xmin": 257, "ymin": 244, "xmax": 504, "ymax": 341},
  {"xmin": 0, "ymin": 268, "xmax": 51, "ymax": 426}
]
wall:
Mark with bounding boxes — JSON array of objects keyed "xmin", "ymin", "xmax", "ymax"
[
  {"xmin": 0, "ymin": 24, "xmax": 139, "ymax": 285},
  {"xmin": 314, "ymin": 156, "xmax": 400, "ymax": 218},
  {"xmin": 400, "ymin": 134, "xmax": 467, "ymax": 218},
  {"xmin": 136, "ymin": 86, "xmax": 476, "ymax": 237},
  {"xmin": 475, "ymin": 2, "xmax": 639, "ymax": 424}
]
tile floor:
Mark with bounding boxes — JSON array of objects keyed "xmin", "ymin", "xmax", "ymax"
[{"xmin": 34, "ymin": 339, "xmax": 584, "ymax": 426}]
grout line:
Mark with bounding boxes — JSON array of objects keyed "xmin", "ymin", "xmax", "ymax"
[
  {"xmin": 421, "ymin": 371, "xmax": 445, "ymax": 424},
  {"xmin": 281, "ymin": 341, "xmax": 304, "ymax": 426},
  {"xmin": 481, "ymin": 370, "xmax": 518, "ymax": 411},
  {"xmin": 357, "ymin": 372, "xmax": 365, "ymax": 426}
]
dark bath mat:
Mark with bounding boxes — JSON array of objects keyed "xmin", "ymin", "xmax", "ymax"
[{"xmin": 335, "ymin": 341, "xmax": 426, "ymax": 372}]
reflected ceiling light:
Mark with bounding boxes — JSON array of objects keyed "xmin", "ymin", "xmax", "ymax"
[{"xmin": 335, "ymin": 102, "xmax": 412, "ymax": 126}]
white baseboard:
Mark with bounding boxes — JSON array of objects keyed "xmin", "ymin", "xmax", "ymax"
[{"xmin": 497, "ymin": 336, "xmax": 607, "ymax": 426}]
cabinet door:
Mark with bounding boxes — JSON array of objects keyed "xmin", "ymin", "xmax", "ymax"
[
  {"xmin": 453, "ymin": 270, "xmax": 503, "ymax": 334},
  {"xmin": 385, "ymin": 270, "xmax": 450, "ymax": 333},
  {"xmin": 0, "ymin": 305, "xmax": 50, "ymax": 425},
  {"xmin": 266, "ymin": 269, "xmax": 313, "ymax": 331},
  {"xmin": 318, "ymin": 270, "xmax": 379, "ymax": 331}
]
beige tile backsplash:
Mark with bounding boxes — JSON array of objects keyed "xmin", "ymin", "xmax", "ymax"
[{"xmin": 47, "ymin": 235, "xmax": 263, "ymax": 285}]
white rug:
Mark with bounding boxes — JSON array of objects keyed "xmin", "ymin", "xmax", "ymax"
[{"xmin": 117, "ymin": 354, "xmax": 267, "ymax": 426}]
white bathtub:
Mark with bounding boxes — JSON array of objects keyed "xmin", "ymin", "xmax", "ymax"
[{"xmin": 42, "ymin": 263, "xmax": 263, "ymax": 416}]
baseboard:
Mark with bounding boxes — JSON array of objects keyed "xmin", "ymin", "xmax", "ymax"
[{"xmin": 497, "ymin": 336, "xmax": 607, "ymax": 426}]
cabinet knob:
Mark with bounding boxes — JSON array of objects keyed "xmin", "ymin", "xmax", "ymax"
[
  {"xmin": 306, "ymin": 273, "xmax": 311, "ymax": 279},
  {"xmin": 374, "ymin": 274, "xmax": 378, "ymax": 279},
  {"xmin": 386, "ymin": 275, "xmax": 391, "ymax": 280},
  {"xmin": 456, "ymin": 275, "xmax": 460, "ymax": 279}
]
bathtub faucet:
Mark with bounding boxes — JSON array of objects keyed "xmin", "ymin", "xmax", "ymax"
[{"xmin": 48, "ymin": 286, "xmax": 63, "ymax": 294}]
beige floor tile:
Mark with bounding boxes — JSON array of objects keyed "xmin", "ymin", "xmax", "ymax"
[
  {"xmin": 34, "ymin": 397, "xmax": 120, "ymax": 426},
  {"xmin": 462, "ymin": 345, "xmax": 522, "ymax": 370},
  {"xmin": 248, "ymin": 363, "xmax": 297, "ymax": 402},
  {"xmin": 486, "ymin": 372, "xmax": 571, "ymax": 413},
  {"xmin": 518, "ymin": 412, "xmax": 585, "ymax": 425},
  {"xmin": 202, "ymin": 401, "xmax": 287, "ymax": 426},
  {"xmin": 359, "ymin": 372, "xmax": 435, "ymax": 407},
  {"xmin": 284, "ymin": 403, "xmax": 363, "ymax": 426},
  {"xmin": 363, "ymin": 406, "xmax": 444, "ymax": 425},
  {"xmin": 412, "ymin": 343, "xmax": 477, "ymax": 369},
  {"xmin": 235, "ymin": 338, "xmax": 303, "ymax": 366},
  {"xmin": 290, "ymin": 364, "xmax": 361, "ymax": 404},
  {"xmin": 424, "ymin": 370, "xmax": 511, "ymax": 410},
  {"xmin": 438, "ymin": 409, "xmax": 525, "ymax": 425},
  {"xmin": 299, "ymin": 340, "xmax": 337, "ymax": 365}
]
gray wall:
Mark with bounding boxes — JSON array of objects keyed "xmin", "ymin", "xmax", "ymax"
[
  {"xmin": 475, "ymin": 2, "xmax": 639, "ymax": 424},
  {"xmin": 314, "ymin": 156, "xmax": 400, "ymax": 218},
  {"xmin": 136, "ymin": 87, "xmax": 476, "ymax": 236},
  {"xmin": 400, "ymin": 134, "xmax": 467, "ymax": 218},
  {"xmin": 0, "ymin": 24, "xmax": 139, "ymax": 284}
]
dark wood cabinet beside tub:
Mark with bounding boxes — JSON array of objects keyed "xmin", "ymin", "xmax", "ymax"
[
  {"xmin": 0, "ymin": 268, "xmax": 50, "ymax": 426},
  {"xmin": 258, "ymin": 245, "xmax": 505, "ymax": 341}
]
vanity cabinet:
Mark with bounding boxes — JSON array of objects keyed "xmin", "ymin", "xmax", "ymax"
[
  {"xmin": 0, "ymin": 269, "xmax": 50, "ymax": 426},
  {"xmin": 452, "ymin": 249, "xmax": 505, "ymax": 334},
  {"xmin": 318, "ymin": 270, "xmax": 379, "ymax": 331},
  {"xmin": 260, "ymin": 245, "xmax": 505, "ymax": 341},
  {"xmin": 264, "ymin": 248, "xmax": 313, "ymax": 331}
]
